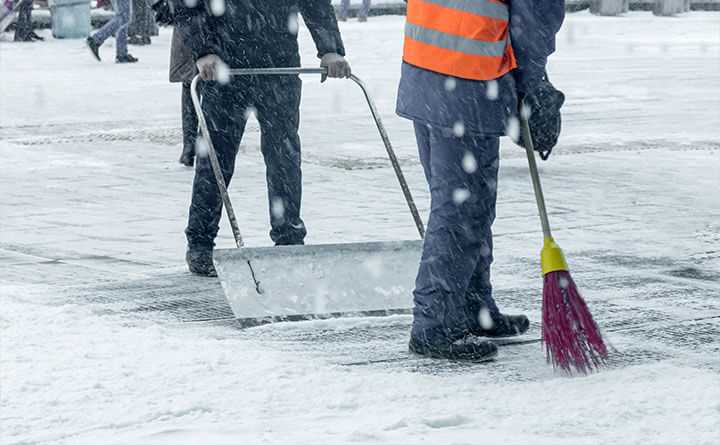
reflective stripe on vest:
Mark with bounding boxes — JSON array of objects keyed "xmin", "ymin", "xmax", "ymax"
[{"xmin": 403, "ymin": 0, "xmax": 517, "ymax": 81}]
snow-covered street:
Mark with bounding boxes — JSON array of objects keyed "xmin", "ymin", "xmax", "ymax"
[{"xmin": 2, "ymin": 11, "xmax": 720, "ymax": 444}]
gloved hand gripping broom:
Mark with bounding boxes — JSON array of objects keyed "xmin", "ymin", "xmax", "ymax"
[{"xmin": 520, "ymin": 117, "xmax": 608, "ymax": 374}]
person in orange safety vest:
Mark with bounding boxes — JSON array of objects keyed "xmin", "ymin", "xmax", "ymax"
[{"xmin": 397, "ymin": 0, "xmax": 566, "ymax": 360}]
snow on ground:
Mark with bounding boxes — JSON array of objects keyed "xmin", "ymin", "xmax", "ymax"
[{"xmin": 1, "ymin": 11, "xmax": 720, "ymax": 445}]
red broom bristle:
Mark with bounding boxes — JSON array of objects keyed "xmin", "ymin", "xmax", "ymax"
[{"xmin": 542, "ymin": 270, "xmax": 608, "ymax": 374}]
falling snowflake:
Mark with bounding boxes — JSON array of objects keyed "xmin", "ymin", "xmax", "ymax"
[
  {"xmin": 287, "ymin": 13, "xmax": 299, "ymax": 35},
  {"xmin": 520, "ymin": 103, "xmax": 532, "ymax": 120},
  {"xmin": 559, "ymin": 276, "xmax": 570, "ymax": 289},
  {"xmin": 452, "ymin": 121, "xmax": 465, "ymax": 138},
  {"xmin": 506, "ymin": 116, "xmax": 520, "ymax": 142},
  {"xmin": 444, "ymin": 77, "xmax": 457, "ymax": 92},
  {"xmin": 453, "ymin": 188, "xmax": 470, "ymax": 205},
  {"xmin": 210, "ymin": 0, "xmax": 225, "ymax": 16},
  {"xmin": 216, "ymin": 61, "xmax": 231, "ymax": 85},
  {"xmin": 462, "ymin": 152, "xmax": 477, "ymax": 174},
  {"xmin": 486, "ymin": 80, "xmax": 499, "ymax": 100},
  {"xmin": 478, "ymin": 308, "xmax": 494, "ymax": 330},
  {"xmin": 195, "ymin": 137, "xmax": 209, "ymax": 158},
  {"xmin": 271, "ymin": 198, "xmax": 285, "ymax": 219},
  {"xmin": 244, "ymin": 106, "xmax": 257, "ymax": 120}
]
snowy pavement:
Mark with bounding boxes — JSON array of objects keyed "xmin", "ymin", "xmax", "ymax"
[{"xmin": 2, "ymin": 11, "xmax": 720, "ymax": 445}]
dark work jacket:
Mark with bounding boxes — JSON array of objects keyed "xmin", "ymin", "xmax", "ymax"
[
  {"xmin": 170, "ymin": 0, "xmax": 345, "ymax": 68},
  {"xmin": 396, "ymin": 0, "xmax": 565, "ymax": 136}
]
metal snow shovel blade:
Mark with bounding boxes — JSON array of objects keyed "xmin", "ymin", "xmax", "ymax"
[{"xmin": 190, "ymin": 68, "xmax": 425, "ymax": 327}]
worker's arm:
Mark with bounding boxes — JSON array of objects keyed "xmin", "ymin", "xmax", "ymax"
[
  {"xmin": 169, "ymin": 0, "xmax": 221, "ymax": 63},
  {"xmin": 508, "ymin": 0, "xmax": 565, "ymax": 95},
  {"xmin": 298, "ymin": 0, "xmax": 346, "ymax": 58},
  {"xmin": 299, "ymin": 0, "xmax": 351, "ymax": 79}
]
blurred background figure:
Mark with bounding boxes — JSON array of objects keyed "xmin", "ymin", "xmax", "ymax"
[
  {"xmin": 86, "ymin": 0, "xmax": 138, "ymax": 63},
  {"xmin": 171, "ymin": 28, "xmax": 198, "ymax": 167},
  {"xmin": 14, "ymin": 0, "xmax": 44, "ymax": 41},
  {"xmin": 339, "ymin": 0, "xmax": 370, "ymax": 22},
  {"xmin": 129, "ymin": 0, "xmax": 157, "ymax": 45},
  {"xmin": 152, "ymin": 0, "xmax": 196, "ymax": 166}
]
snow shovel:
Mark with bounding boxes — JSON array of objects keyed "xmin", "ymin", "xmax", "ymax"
[{"xmin": 190, "ymin": 68, "xmax": 425, "ymax": 327}]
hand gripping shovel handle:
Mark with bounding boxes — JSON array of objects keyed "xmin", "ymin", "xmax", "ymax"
[{"xmin": 190, "ymin": 68, "xmax": 425, "ymax": 248}]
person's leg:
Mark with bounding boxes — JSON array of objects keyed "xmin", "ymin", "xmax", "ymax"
[
  {"xmin": 114, "ymin": 0, "xmax": 132, "ymax": 60},
  {"xmin": 185, "ymin": 83, "xmax": 247, "ymax": 253},
  {"xmin": 339, "ymin": 0, "xmax": 349, "ymax": 21},
  {"xmin": 91, "ymin": 0, "xmax": 124, "ymax": 46},
  {"xmin": 411, "ymin": 124, "xmax": 501, "ymax": 341},
  {"xmin": 13, "ymin": 0, "xmax": 32, "ymax": 41},
  {"xmin": 180, "ymin": 81, "xmax": 198, "ymax": 166},
  {"xmin": 360, "ymin": 0, "xmax": 371, "ymax": 21},
  {"xmin": 255, "ymin": 76, "xmax": 306, "ymax": 245}
]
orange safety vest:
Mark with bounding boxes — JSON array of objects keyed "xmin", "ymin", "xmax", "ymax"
[{"xmin": 403, "ymin": 0, "xmax": 517, "ymax": 81}]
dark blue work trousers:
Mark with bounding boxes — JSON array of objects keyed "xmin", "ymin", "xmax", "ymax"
[
  {"xmin": 412, "ymin": 122, "xmax": 501, "ymax": 339},
  {"xmin": 185, "ymin": 77, "xmax": 307, "ymax": 248}
]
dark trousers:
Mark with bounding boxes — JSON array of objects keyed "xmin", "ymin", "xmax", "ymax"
[
  {"xmin": 14, "ymin": 0, "xmax": 32, "ymax": 40},
  {"xmin": 186, "ymin": 76, "xmax": 306, "ymax": 248},
  {"xmin": 181, "ymin": 81, "xmax": 198, "ymax": 153},
  {"xmin": 411, "ymin": 122, "xmax": 501, "ymax": 339}
]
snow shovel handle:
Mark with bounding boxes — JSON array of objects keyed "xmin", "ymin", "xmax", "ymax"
[
  {"xmin": 520, "ymin": 117, "xmax": 553, "ymax": 240},
  {"xmin": 190, "ymin": 68, "xmax": 425, "ymax": 247}
]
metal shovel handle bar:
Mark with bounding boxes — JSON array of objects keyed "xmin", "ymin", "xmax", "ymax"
[{"xmin": 190, "ymin": 68, "xmax": 425, "ymax": 248}]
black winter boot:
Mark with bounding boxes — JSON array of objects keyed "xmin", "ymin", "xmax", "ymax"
[
  {"xmin": 86, "ymin": 37, "xmax": 101, "ymax": 62},
  {"xmin": 186, "ymin": 247, "xmax": 217, "ymax": 277},
  {"xmin": 116, "ymin": 54, "xmax": 139, "ymax": 64},
  {"xmin": 473, "ymin": 313, "xmax": 530, "ymax": 338},
  {"xmin": 409, "ymin": 329, "xmax": 498, "ymax": 361}
]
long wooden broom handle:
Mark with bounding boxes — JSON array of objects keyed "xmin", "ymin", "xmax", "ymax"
[
  {"xmin": 520, "ymin": 117, "xmax": 553, "ymax": 240},
  {"xmin": 190, "ymin": 68, "xmax": 425, "ymax": 247}
]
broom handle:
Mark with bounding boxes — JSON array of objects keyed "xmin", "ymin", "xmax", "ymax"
[{"xmin": 520, "ymin": 117, "xmax": 553, "ymax": 240}]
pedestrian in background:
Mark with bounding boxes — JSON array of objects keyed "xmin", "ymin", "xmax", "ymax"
[
  {"xmin": 13, "ymin": 0, "xmax": 43, "ymax": 41},
  {"xmin": 170, "ymin": 28, "xmax": 198, "ymax": 167},
  {"xmin": 152, "ymin": 0, "xmax": 197, "ymax": 166},
  {"xmin": 86, "ymin": 0, "xmax": 138, "ymax": 63},
  {"xmin": 129, "ymin": 0, "xmax": 157, "ymax": 45},
  {"xmin": 339, "ymin": 0, "xmax": 370, "ymax": 22}
]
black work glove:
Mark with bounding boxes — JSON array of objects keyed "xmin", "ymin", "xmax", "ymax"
[
  {"xmin": 151, "ymin": 0, "xmax": 174, "ymax": 26},
  {"xmin": 518, "ymin": 77, "xmax": 565, "ymax": 160}
]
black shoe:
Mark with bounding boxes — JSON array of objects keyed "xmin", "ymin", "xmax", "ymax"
[
  {"xmin": 116, "ymin": 54, "xmax": 139, "ymax": 64},
  {"xmin": 86, "ymin": 37, "xmax": 101, "ymax": 61},
  {"xmin": 473, "ymin": 314, "xmax": 530, "ymax": 338},
  {"xmin": 409, "ymin": 329, "xmax": 498, "ymax": 361},
  {"xmin": 14, "ymin": 33, "xmax": 33, "ymax": 42},
  {"xmin": 186, "ymin": 248, "xmax": 217, "ymax": 277},
  {"xmin": 128, "ymin": 35, "xmax": 151, "ymax": 46},
  {"xmin": 29, "ymin": 31, "xmax": 44, "ymax": 41},
  {"xmin": 179, "ymin": 146, "xmax": 195, "ymax": 167}
]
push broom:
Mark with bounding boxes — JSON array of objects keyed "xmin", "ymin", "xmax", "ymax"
[{"xmin": 520, "ymin": 117, "xmax": 608, "ymax": 374}]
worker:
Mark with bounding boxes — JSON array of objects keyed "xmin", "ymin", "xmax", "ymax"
[
  {"xmin": 397, "ymin": 0, "xmax": 565, "ymax": 359},
  {"xmin": 171, "ymin": 0, "xmax": 351, "ymax": 276}
]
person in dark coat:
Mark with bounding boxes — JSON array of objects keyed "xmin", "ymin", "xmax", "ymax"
[
  {"xmin": 397, "ymin": 0, "xmax": 565, "ymax": 359},
  {"xmin": 170, "ymin": 27, "xmax": 198, "ymax": 167},
  {"xmin": 129, "ymin": 0, "xmax": 157, "ymax": 45},
  {"xmin": 172, "ymin": 0, "xmax": 351, "ymax": 276},
  {"xmin": 13, "ymin": 0, "xmax": 43, "ymax": 41}
]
